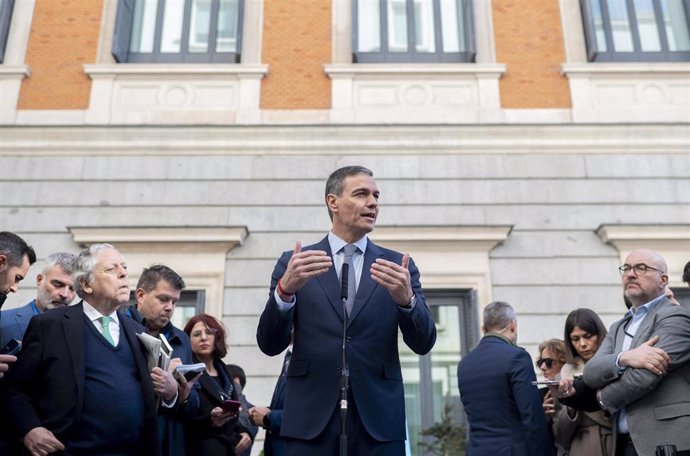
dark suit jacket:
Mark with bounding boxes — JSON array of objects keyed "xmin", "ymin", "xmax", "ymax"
[
  {"xmin": 264, "ymin": 351, "xmax": 288, "ymax": 456},
  {"xmin": 458, "ymin": 335, "xmax": 554, "ymax": 456},
  {"xmin": 256, "ymin": 236, "xmax": 437, "ymax": 442},
  {"xmin": 0, "ymin": 302, "xmax": 160, "ymax": 455},
  {"xmin": 0, "ymin": 301, "xmax": 37, "ymax": 347}
]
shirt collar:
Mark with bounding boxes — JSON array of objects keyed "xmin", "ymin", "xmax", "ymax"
[
  {"xmin": 328, "ymin": 231, "xmax": 368, "ymax": 256},
  {"xmin": 627, "ymin": 292, "xmax": 665, "ymax": 319},
  {"xmin": 483, "ymin": 331, "xmax": 515, "ymax": 346},
  {"xmin": 82, "ymin": 300, "xmax": 120, "ymax": 326}
]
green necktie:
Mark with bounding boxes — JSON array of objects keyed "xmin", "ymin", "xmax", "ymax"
[{"xmin": 99, "ymin": 316, "xmax": 116, "ymax": 346}]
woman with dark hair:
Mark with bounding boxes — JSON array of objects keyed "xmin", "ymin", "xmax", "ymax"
[
  {"xmin": 184, "ymin": 314, "xmax": 252, "ymax": 456},
  {"xmin": 683, "ymin": 260, "xmax": 690, "ymax": 285},
  {"xmin": 555, "ymin": 308, "xmax": 612, "ymax": 456}
]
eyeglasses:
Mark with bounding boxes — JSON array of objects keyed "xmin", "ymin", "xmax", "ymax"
[
  {"xmin": 191, "ymin": 328, "xmax": 217, "ymax": 338},
  {"xmin": 536, "ymin": 358, "xmax": 553, "ymax": 369},
  {"xmin": 618, "ymin": 263, "xmax": 665, "ymax": 276}
]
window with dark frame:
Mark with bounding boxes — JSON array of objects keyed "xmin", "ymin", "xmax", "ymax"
[
  {"xmin": 353, "ymin": 0, "xmax": 476, "ymax": 63},
  {"xmin": 399, "ymin": 289, "xmax": 478, "ymax": 456},
  {"xmin": 0, "ymin": 0, "xmax": 14, "ymax": 64},
  {"xmin": 581, "ymin": 0, "xmax": 690, "ymax": 62},
  {"xmin": 112, "ymin": 0, "xmax": 243, "ymax": 63}
]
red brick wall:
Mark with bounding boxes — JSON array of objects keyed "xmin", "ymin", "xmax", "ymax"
[
  {"xmin": 18, "ymin": 0, "xmax": 102, "ymax": 109},
  {"xmin": 260, "ymin": 0, "xmax": 331, "ymax": 109},
  {"xmin": 493, "ymin": 0, "xmax": 571, "ymax": 108}
]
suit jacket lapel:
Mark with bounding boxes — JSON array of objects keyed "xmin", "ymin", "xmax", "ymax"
[
  {"xmin": 63, "ymin": 302, "xmax": 86, "ymax": 419},
  {"xmin": 198, "ymin": 371, "xmax": 226, "ymax": 405},
  {"xmin": 630, "ymin": 297, "xmax": 667, "ymax": 348},
  {"xmin": 347, "ymin": 240, "xmax": 382, "ymax": 328},
  {"xmin": 313, "ymin": 237, "xmax": 345, "ymax": 322},
  {"xmin": 612, "ymin": 312, "xmax": 632, "ymax": 352}
]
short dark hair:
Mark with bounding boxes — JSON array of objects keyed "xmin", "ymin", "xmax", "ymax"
[
  {"xmin": 136, "ymin": 264, "xmax": 185, "ymax": 292},
  {"xmin": 0, "ymin": 231, "xmax": 37, "ymax": 267},
  {"xmin": 183, "ymin": 313, "xmax": 228, "ymax": 359},
  {"xmin": 226, "ymin": 364, "xmax": 247, "ymax": 389},
  {"xmin": 563, "ymin": 308, "xmax": 608, "ymax": 364},
  {"xmin": 324, "ymin": 166, "xmax": 373, "ymax": 220},
  {"xmin": 683, "ymin": 260, "xmax": 690, "ymax": 285}
]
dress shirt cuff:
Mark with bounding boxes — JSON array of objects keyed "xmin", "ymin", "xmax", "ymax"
[
  {"xmin": 396, "ymin": 295, "xmax": 416, "ymax": 313},
  {"xmin": 615, "ymin": 352, "xmax": 626, "ymax": 372},
  {"xmin": 274, "ymin": 288, "xmax": 296, "ymax": 312},
  {"xmin": 161, "ymin": 391, "xmax": 178, "ymax": 408}
]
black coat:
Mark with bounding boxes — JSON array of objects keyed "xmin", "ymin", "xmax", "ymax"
[
  {"xmin": 185, "ymin": 358, "xmax": 250, "ymax": 456},
  {"xmin": 0, "ymin": 302, "xmax": 160, "ymax": 455}
]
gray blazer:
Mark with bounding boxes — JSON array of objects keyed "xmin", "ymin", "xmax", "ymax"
[{"xmin": 583, "ymin": 297, "xmax": 690, "ymax": 456}]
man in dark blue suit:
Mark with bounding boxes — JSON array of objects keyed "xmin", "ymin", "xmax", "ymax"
[
  {"xmin": 458, "ymin": 301, "xmax": 553, "ymax": 456},
  {"xmin": 257, "ymin": 166, "xmax": 437, "ymax": 456},
  {"xmin": 249, "ymin": 345, "xmax": 291, "ymax": 456}
]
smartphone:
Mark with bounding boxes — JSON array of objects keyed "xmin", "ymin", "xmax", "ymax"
[
  {"xmin": 0, "ymin": 339, "xmax": 21, "ymax": 356},
  {"xmin": 531, "ymin": 380, "xmax": 560, "ymax": 386},
  {"xmin": 221, "ymin": 399, "xmax": 242, "ymax": 414},
  {"xmin": 182, "ymin": 370, "xmax": 203, "ymax": 382}
]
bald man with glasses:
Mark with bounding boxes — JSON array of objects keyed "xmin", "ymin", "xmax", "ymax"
[{"xmin": 582, "ymin": 249, "xmax": 690, "ymax": 456}]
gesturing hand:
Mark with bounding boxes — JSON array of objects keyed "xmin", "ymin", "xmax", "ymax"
[
  {"xmin": 619, "ymin": 335, "xmax": 670, "ymax": 376},
  {"xmin": 278, "ymin": 242, "xmax": 332, "ymax": 300},
  {"xmin": 370, "ymin": 253, "xmax": 414, "ymax": 307}
]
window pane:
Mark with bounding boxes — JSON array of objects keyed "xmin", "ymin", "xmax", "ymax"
[
  {"xmin": 189, "ymin": 0, "xmax": 211, "ymax": 53},
  {"xmin": 661, "ymin": 0, "xmax": 690, "ymax": 50},
  {"xmin": 161, "ymin": 0, "xmax": 185, "ymax": 53},
  {"xmin": 414, "ymin": 0, "xmax": 436, "ymax": 52},
  {"xmin": 357, "ymin": 0, "xmax": 381, "ymax": 52},
  {"xmin": 608, "ymin": 0, "xmax": 634, "ymax": 51},
  {"xmin": 590, "ymin": 0, "xmax": 609, "ymax": 52},
  {"xmin": 440, "ymin": 0, "xmax": 464, "ymax": 52},
  {"xmin": 217, "ymin": 0, "xmax": 240, "ymax": 52},
  {"xmin": 400, "ymin": 304, "xmax": 463, "ymax": 456},
  {"xmin": 130, "ymin": 0, "xmax": 158, "ymax": 53},
  {"xmin": 388, "ymin": 0, "xmax": 408, "ymax": 52},
  {"xmin": 634, "ymin": 0, "xmax": 662, "ymax": 51}
]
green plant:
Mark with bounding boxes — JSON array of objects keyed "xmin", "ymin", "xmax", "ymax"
[{"xmin": 419, "ymin": 402, "xmax": 467, "ymax": 456}]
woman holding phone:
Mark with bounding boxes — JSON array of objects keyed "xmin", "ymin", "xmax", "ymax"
[
  {"xmin": 554, "ymin": 308, "xmax": 613, "ymax": 456},
  {"xmin": 184, "ymin": 313, "xmax": 252, "ymax": 456}
]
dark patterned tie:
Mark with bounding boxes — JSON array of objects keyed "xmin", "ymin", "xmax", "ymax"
[{"xmin": 343, "ymin": 244, "xmax": 357, "ymax": 316}]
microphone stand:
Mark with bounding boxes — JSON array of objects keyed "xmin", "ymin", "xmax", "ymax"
[{"xmin": 339, "ymin": 263, "xmax": 350, "ymax": 456}]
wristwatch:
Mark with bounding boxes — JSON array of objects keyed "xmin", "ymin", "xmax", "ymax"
[{"xmin": 408, "ymin": 294, "xmax": 416, "ymax": 308}]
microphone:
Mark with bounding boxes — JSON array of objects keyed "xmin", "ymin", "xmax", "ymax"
[{"xmin": 340, "ymin": 263, "xmax": 349, "ymax": 302}]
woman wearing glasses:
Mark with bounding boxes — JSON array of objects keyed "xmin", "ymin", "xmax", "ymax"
[
  {"xmin": 536, "ymin": 339, "xmax": 567, "ymax": 455},
  {"xmin": 183, "ymin": 314, "xmax": 252, "ymax": 456},
  {"xmin": 554, "ymin": 308, "xmax": 613, "ymax": 456}
]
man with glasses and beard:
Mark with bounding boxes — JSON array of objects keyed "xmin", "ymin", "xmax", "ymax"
[{"xmin": 584, "ymin": 249, "xmax": 690, "ymax": 456}]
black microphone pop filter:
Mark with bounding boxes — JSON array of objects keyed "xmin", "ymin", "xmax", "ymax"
[{"xmin": 340, "ymin": 263, "xmax": 349, "ymax": 301}]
